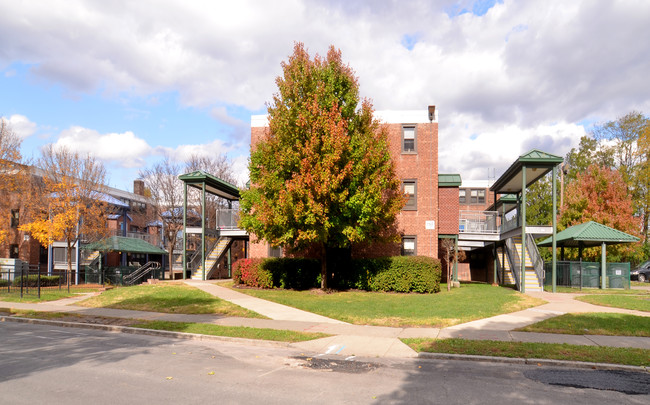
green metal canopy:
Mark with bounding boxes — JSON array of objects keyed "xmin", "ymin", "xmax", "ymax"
[
  {"xmin": 537, "ymin": 221, "xmax": 639, "ymax": 247},
  {"xmin": 439, "ymin": 173, "xmax": 462, "ymax": 187},
  {"xmin": 83, "ymin": 236, "xmax": 167, "ymax": 255},
  {"xmin": 490, "ymin": 149, "xmax": 563, "ymax": 194},
  {"xmin": 178, "ymin": 170, "xmax": 240, "ymax": 201}
]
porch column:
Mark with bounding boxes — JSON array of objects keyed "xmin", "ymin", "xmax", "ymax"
[
  {"xmin": 552, "ymin": 165, "xmax": 557, "ymax": 293},
  {"xmin": 182, "ymin": 182, "xmax": 187, "ymax": 280},
  {"xmin": 201, "ymin": 182, "xmax": 206, "ymax": 281},
  {"xmin": 493, "ymin": 243, "xmax": 497, "ymax": 285},
  {"xmin": 601, "ymin": 242, "xmax": 606, "ymax": 290},
  {"xmin": 520, "ymin": 165, "xmax": 527, "ymax": 293}
]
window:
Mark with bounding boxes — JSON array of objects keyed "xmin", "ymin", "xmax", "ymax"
[
  {"xmin": 9, "ymin": 244, "xmax": 19, "ymax": 259},
  {"xmin": 402, "ymin": 180, "xmax": 417, "ymax": 210},
  {"xmin": 460, "ymin": 189, "xmax": 485, "ymax": 205},
  {"xmin": 470, "ymin": 189, "xmax": 485, "ymax": 204},
  {"xmin": 402, "ymin": 236, "xmax": 416, "ymax": 256},
  {"xmin": 269, "ymin": 246, "xmax": 282, "ymax": 258},
  {"xmin": 10, "ymin": 209, "xmax": 19, "ymax": 228},
  {"xmin": 402, "ymin": 126, "xmax": 416, "ymax": 153}
]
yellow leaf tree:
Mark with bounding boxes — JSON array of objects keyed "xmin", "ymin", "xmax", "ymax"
[{"xmin": 20, "ymin": 146, "xmax": 109, "ymax": 284}]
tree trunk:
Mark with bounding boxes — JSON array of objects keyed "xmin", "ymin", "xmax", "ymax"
[
  {"xmin": 320, "ymin": 243, "xmax": 328, "ymax": 290},
  {"xmin": 167, "ymin": 236, "xmax": 176, "ymax": 280}
]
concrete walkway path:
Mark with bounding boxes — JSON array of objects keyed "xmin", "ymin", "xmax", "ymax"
[{"xmin": 2, "ymin": 283, "xmax": 649, "ymax": 358}]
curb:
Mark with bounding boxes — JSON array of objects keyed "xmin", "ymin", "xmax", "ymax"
[
  {"xmin": 0, "ymin": 316, "xmax": 291, "ymax": 349},
  {"xmin": 418, "ymin": 352, "xmax": 649, "ymax": 373}
]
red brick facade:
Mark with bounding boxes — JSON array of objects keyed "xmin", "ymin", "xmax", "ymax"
[
  {"xmin": 438, "ymin": 187, "xmax": 460, "ymax": 235},
  {"xmin": 249, "ymin": 108, "xmax": 448, "ymax": 260}
]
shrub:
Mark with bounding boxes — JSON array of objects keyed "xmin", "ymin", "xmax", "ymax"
[
  {"xmin": 232, "ymin": 258, "xmax": 272, "ymax": 288},
  {"xmin": 347, "ymin": 256, "xmax": 441, "ymax": 293},
  {"xmin": 0, "ymin": 279, "xmax": 8, "ymax": 287},
  {"xmin": 11, "ymin": 275, "xmax": 61, "ymax": 287},
  {"xmin": 263, "ymin": 258, "xmax": 320, "ymax": 290}
]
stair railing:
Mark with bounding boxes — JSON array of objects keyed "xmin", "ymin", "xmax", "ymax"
[
  {"xmin": 504, "ymin": 238, "xmax": 521, "ymax": 290},
  {"xmin": 188, "ymin": 237, "xmax": 220, "ymax": 275},
  {"xmin": 123, "ymin": 261, "xmax": 162, "ymax": 285},
  {"xmin": 203, "ymin": 238, "xmax": 233, "ymax": 279},
  {"xmin": 526, "ymin": 233, "xmax": 545, "ymax": 287}
]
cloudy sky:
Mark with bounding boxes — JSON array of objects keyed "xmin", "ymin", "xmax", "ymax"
[{"xmin": 1, "ymin": 0, "xmax": 649, "ymax": 191}]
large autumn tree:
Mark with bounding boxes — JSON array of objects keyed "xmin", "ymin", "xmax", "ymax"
[
  {"xmin": 240, "ymin": 43, "xmax": 404, "ymax": 289},
  {"xmin": 559, "ymin": 164, "xmax": 641, "ymax": 261},
  {"xmin": 20, "ymin": 145, "xmax": 109, "ymax": 283},
  {"xmin": 0, "ymin": 119, "xmax": 25, "ymax": 246}
]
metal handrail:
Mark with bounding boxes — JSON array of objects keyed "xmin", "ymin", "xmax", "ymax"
[
  {"xmin": 526, "ymin": 234, "xmax": 545, "ymax": 286},
  {"xmin": 458, "ymin": 210, "xmax": 498, "ymax": 234},
  {"xmin": 123, "ymin": 261, "xmax": 161, "ymax": 285},
  {"xmin": 188, "ymin": 236, "xmax": 220, "ymax": 274},
  {"xmin": 504, "ymin": 238, "xmax": 521, "ymax": 290}
]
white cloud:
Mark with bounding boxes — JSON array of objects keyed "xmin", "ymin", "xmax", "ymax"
[
  {"xmin": 157, "ymin": 138, "xmax": 236, "ymax": 162},
  {"xmin": 52, "ymin": 126, "xmax": 152, "ymax": 167},
  {"xmin": 1, "ymin": 0, "xmax": 649, "ymax": 183},
  {"xmin": 3, "ymin": 114, "xmax": 37, "ymax": 139}
]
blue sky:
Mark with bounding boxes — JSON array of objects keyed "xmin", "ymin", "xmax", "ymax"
[{"xmin": 1, "ymin": 0, "xmax": 649, "ymax": 191}]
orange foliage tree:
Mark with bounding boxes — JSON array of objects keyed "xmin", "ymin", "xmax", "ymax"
[
  {"xmin": 20, "ymin": 146, "xmax": 109, "ymax": 282},
  {"xmin": 560, "ymin": 164, "xmax": 641, "ymax": 261}
]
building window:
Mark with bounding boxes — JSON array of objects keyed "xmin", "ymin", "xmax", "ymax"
[
  {"xmin": 470, "ymin": 189, "xmax": 485, "ymax": 204},
  {"xmin": 269, "ymin": 246, "xmax": 282, "ymax": 258},
  {"xmin": 402, "ymin": 126, "xmax": 416, "ymax": 153},
  {"xmin": 10, "ymin": 209, "xmax": 19, "ymax": 228},
  {"xmin": 460, "ymin": 189, "xmax": 485, "ymax": 205},
  {"xmin": 402, "ymin": 180, "xmax": 417, "ymax": 210},
  {"xmin": 10, "ymin": 244, "xmax": 19, "ymax": 259},
  {"xmin": 402, "ymin": 236, "xmax": 416, "ymax": 256}
]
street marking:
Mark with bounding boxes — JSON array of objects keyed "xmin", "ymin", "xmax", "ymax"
[{"xmin": 335, "ymin": 346, "xmax": 346, "ymax": 354}]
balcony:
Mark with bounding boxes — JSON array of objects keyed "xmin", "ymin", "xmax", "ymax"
[{"xmin": 459, "ymin": 210, "xmax": 498, "ymax": 234}]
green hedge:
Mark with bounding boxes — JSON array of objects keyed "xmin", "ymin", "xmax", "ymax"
[
  {"xmin": 233, "ymin": 256, "xmax": 440, "ymax": 293},
  {"xmin": 0, "ymin": 279, "xmax": 8, "ymax": 287},
  {"xmin": 11, "ymin": 275, "xmax": 62, "ymax": 287}
]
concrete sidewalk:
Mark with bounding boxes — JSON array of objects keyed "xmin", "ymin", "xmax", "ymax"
[{"xmin": 2, "ymin": 282, "xmax": 649, "ymax": 358}]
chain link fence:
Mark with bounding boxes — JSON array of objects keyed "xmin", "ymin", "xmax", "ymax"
[{"xmin": 544, "ymin": 261, "xmax": 630, "ymax": 289}]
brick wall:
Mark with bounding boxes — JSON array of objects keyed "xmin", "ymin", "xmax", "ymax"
[
  {"xmin": 386, "ymin": 121, "xmax": 439, "ymax": 258},
  {"xmin": 438, "ymin": 187, "xmax": 459, "ymax": 234}
]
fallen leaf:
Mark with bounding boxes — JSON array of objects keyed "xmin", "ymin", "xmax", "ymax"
[
  {"xmin": 166, "ymin": 377, "xmax": 173, "ymax": 380},
  {"xmin": 208, "ymin": 371, "xmax": 215, "ymax": 375}
]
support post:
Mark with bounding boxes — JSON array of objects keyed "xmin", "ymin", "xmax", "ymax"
[
  {"xmin": 520, "ymin": 165, "xmax": 527, "ymax": 293},
  {"xmin": 453, "ymin": 235, "xmax": 458, "ymax": 282},
  {"xmin": 182, "ymin": 182, "xmax": 187, "ymax": 280},
  {"xmin": 552, "ymin": 165, "xmax": 557, "ymax": 293},
  {"xmin": 601, "ymin": 242, "xmax": 606, "ymax": 290},
  {"xmin": 202, "ymin": 182, "xmax": 206, "ymax": 281}
]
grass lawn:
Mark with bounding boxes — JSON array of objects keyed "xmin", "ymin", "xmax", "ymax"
[
  {"xmin": 77, "ymin": 283, "xmax": 264, "ymax": 318},
  {"xmin": 0, "ymin": 289, "xmax": 97, "ymax": 302},
  {"xmin": 129, "ymin": 320, "xmax": 329, "ymax": 342},
  {"xmin": 543, "ymin": 285, "xmax": 650, "ymax": 295},
  {"xmin": 516, "ymin": 313, "xmax": 650, "ymax": 337},
  {"xmin": 575, "ymin": 294, "xmax": 650, "ymax": 312},
  {"xmin": 230, "ymin": 282, "xmax": 545, "ymax": 327},
  {"xmin": 0, "ymin": 309, "xmax": 326, "ymax": 343},
  {"xmin": 403, "ymin": 338, "xmax": 650, "ymax": 367}
]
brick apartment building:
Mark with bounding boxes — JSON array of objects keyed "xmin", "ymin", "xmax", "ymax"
[{"xmin": 249, "ymin": 106, "xmax": 461, "ymax": 262}]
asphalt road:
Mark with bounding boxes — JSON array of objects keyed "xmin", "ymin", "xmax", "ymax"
[{"xmin": 1, "ymin": 322, "xmax": 648, "ymax": 404}]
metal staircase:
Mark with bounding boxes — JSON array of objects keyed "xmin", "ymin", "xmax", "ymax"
[
  {"xmin": 496, "ymin": 246, "xmax": 517, "ymax": 286},
  {"xmin": 504, "ymin": 236, "xmax": 543, "ymax": 292},
  {"xmin": 190, "ymin": 237, "xmax": 233, "ymax": 280}
]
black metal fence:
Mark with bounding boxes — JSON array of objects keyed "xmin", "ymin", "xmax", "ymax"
[
  {"xmin": 0, "ymin": 265, "xmax": 164, "ymax": 298},
  {"xmin": 544, "ymin": 261, "xmax": 630, "ymax": 289}
]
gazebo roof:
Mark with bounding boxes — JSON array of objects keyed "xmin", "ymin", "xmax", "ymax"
[
  {"xmin": 490, "ymin": 149, "xmax": 563, "ymax": 194},
  {"xmin": 178, "ymin": 170, "xmax": 240, "ymax": 200},
  {"xmin": 537, "ymin": 221, "xmax": 639, "ymax": 248},
  {"xmin": 83, "ymin": 236, "xmax": 167, "ymax": 255}
]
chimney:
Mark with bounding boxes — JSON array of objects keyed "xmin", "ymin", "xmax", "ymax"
[
  {"xmin": 428, "ymin": 105, "xmax": 436, "ymax": 122},
  {"xmin": 133, "ymin": 179, "xmax": 145, "ymax": 196}
]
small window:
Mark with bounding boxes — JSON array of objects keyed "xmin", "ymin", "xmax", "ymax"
[
  {"xmin": 402, "ymin": 180, "xmax": 417, "ymax": 210},
  {"xmin": 459, "ymin": 189, "xmax": 466, "ymax": 204},
  {"xmin": 470, "ymin": 189, "xmax": 485, "ymax": 204},
  {"xmin": 402, "ymin": 126, "xmax": 416, "ymax": 153},
  {"xmin": 402, "ymin": 236, "xmax": 416, "ymax": 256},
  {"xmin": 269, "ymin": 246, "xmax": 282, "ymax": 258},
  {"xmin": 9, "ymin": 244, "xmax": 19, "ymax": 259},
  {"xmin": 10, "ymin": 209, "xmax": 19, "ymax": 228}
]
